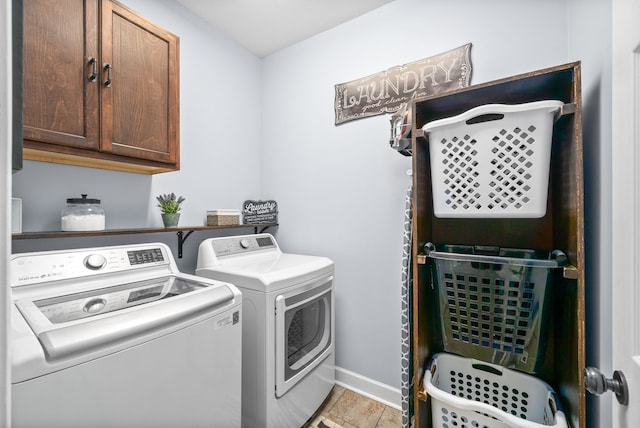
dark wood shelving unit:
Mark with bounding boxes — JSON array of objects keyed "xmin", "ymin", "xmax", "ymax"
[{"xmin": 411, "ymin": 62, "xmax": 584, "ymax": 428}]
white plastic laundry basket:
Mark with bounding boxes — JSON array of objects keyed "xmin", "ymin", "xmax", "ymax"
[
  {"xmin": 422, "ymin": 100, "xmax": 564, "ymax": 218},
  {"xmin": 424, "ymin": 353, "xmax": 567, "ymax": 428}
]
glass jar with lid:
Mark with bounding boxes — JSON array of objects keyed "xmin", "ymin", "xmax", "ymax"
[{"xmin": 61, "ymin": 194, "xmax": 106, "ymax": 231}]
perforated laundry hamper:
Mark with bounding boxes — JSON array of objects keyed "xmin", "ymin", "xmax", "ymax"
[
  {"xmin": 422, "ymin": 100, "xmax": 564, "ymax": 218},
  {"xmin": 424, "ymin": 353, "xmax": 567, "ymax": 428},
  {"xmin": 425, "ymin": 243, "xmax": 568, "ymax": 373}
]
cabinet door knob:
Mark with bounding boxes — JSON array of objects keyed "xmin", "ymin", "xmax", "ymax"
[
  {"xmin": 87, "ymin": 57, "xmax": 97, "ymax": 82},
  {"xmin": 103, "ymin": 63, "xmax": 112, "ymax": 87}
]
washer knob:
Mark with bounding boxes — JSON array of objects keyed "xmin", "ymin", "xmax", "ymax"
[
  {"xmin": 239, "ymin": 239, "xmax": 251, "ymax": 249},
  {"xmin": 84, "ymin": 298, "xmax": 106, "ymax": 314},
  {"xmin": 84, "ymin": 254, "xmax": 107, "ymax": 270}
]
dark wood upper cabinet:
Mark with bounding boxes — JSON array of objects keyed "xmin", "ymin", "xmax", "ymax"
[
  {"xmin": 22, "ymin": 0, "xmax": 179, "ymax": 174},
  {"xmin": 12, "ymin": 0, "xmax": 23, "ymax": 173}
]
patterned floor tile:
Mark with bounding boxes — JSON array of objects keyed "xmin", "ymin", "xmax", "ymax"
[
  {"xmin": 375, "ymin": 406, "xmax": 401, "ymax": 427},
  {"xmin": 302, "ymin": 385, "xmax": 400, "ymax": 428},
  {"xmin": 332, "ymin": 390, "xmax": 386, "ymax": 428}
]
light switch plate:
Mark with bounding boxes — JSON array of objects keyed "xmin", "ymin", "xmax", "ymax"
[{"xmin": 12, "ymin": 198, "xmax": 22, "ymax": 233}]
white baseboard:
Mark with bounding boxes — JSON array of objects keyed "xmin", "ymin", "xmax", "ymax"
[{"xmin": 335, "ymin": 366, "xmax": 401, "ymax": 410}]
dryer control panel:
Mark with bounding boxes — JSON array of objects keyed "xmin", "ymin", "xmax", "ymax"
[
  {"xmin": 11, "ymin": 244, "xmax": 172, "ymax": 287},
  {"xmin": 210, "ymin": 234, "xmax": 278, "ymax": 257}
]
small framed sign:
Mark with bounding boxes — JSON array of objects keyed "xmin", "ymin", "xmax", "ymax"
[{"xmin": 242, "ymin": 200, "xmax": 278, "ymax": 224}]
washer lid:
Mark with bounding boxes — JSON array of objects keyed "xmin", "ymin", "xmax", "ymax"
[
  {"xmin": 15, "ymin": 274, "xmax": 238, "ymax": 360},
  {"xmin": 196, "ymin": 252, "xmax": 334, "ymax": 292}
]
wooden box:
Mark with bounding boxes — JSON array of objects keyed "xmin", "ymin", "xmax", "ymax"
[{"xmin": 207, "ymin": 210, "xmax": 240, "ymax": 226}]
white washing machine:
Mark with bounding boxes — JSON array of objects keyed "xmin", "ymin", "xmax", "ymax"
[
  {"xmin": 10, "ymin": 243, "xmax": 242, "ymax": 428},
  {"xmin": 196, "ymin": 233, "xmax": 335, "ymax": 428}
]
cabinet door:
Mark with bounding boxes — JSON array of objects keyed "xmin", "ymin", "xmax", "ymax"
[
  {"xmin": 22, "ymin": 0, "xmax": 99, "ymax": 150},
  {"xmin": 100, "ymin": 0, "xmax": 179, "ymax": 166},
  {"xmin": 12, "ymin": 0, "xmax": 23, "ymax": 172}
]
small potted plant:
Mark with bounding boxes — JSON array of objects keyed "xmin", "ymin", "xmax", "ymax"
[{"xmin": 156, "ymin": 193, "xmax": 185, "ymax": 228}]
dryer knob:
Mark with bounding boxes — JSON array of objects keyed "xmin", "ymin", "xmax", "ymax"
[
  {"xmin": 85, "ymin": 254, "xmax": 107, "ymax": 270},
  {"xmin": 240, "ymin": 239, "xmax": 251, "ymax": 249}
]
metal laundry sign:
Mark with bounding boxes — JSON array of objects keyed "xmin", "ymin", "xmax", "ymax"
[
  {"xmin": 242, "ymin": 200, "xmax": 278, "ymax": 224},
  {"xmin": 334, "ymin": 43, "xmax": 472, "ymax": 125}
]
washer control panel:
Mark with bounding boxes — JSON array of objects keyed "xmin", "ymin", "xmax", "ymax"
[{"xmin": 11, "ymin": 245, "xmax": 170, "ymax": 287}]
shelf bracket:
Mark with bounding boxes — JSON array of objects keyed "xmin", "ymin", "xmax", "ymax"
[
  {"xmin": 176, "ymin": 230, "xmax": 194, "ymax": 259},
  {"xmin": 254, "ymin": 225, "xmax": 272, "ymax": 234},
  {"xmin": 563, "ymin": 264, "xmax": 579, "ymax": 279},
  {"xmin": 559, "ymin": 102, "xmax": 576, "ymax": 117}
]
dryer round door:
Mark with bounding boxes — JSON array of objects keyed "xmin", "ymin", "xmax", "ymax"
[{"xmin": 274, "ymin": 275, "xmax": 333, "ymax": 397}]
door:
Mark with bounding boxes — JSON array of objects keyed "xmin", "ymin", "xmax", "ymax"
[
  {"xmin": 22, "ymin": 0, "xmax": 99, "ymax": 150},
  {"xmin": 2, "ymin": 0, "xmax": 12, "ymax": 423},
  {"xmin": 100, "ymin": 0, "xmax": 179, "ymax": 165},
  {"xmin": 274, "ymin": 275, "xmax": 333, "ymax": 397},
  {"xmin": 612, "ymin": 0, "xmax": 640, "ymax": 424}
]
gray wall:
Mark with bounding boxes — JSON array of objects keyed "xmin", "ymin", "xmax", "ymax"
[
  {"xmin": 260, "ymin": 0, "xmax": 568, "ymax": 389},
  {"xmin": 12, "ymin": 0, "xmax": 266, "ymax": 272},
  {"xmin": 13, "ymin": 0, "xmax": 263, "ymax": 234},
  {"xmin": 1, "ymin": 0, "xmax": 12, "ymax": 422}
]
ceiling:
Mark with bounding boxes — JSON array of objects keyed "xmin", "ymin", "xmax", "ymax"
[{"xmin": 175, "ymin": 0, "xmax": 395, "ymax": 57}]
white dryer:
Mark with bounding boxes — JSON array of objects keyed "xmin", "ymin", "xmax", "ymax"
[
  {"xmin": 10, "ymin": 243, "xmax": 242, "ymax": 427},
  {"xmin": 196, "ymin": 233, "xmax": 335, "ymax": 428}
]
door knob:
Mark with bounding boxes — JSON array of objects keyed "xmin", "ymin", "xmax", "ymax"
[{"xmin": 584, "ymin": 366, "xmax": 629, "ymax": 405}]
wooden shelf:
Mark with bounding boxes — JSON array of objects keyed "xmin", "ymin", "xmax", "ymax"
[
  {"xmin": 12, "ymin": 223, "xmax": 278, "ymax": 239},
  {"xmin": 12, "ymin": 223, "xmax": 279, "ymax": 259}
]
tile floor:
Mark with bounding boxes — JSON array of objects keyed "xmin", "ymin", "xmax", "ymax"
[{"xmin": 303, "ymin": 385, "xmax": 401, "ymax": 428}]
